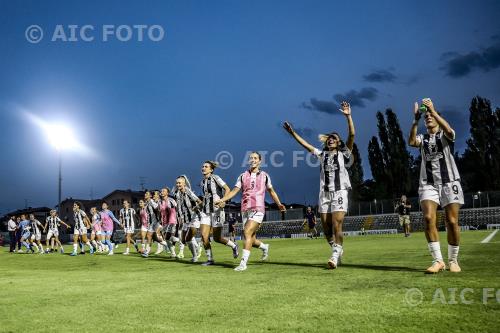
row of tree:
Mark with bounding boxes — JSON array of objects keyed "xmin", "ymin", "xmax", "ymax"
[{"xmin": 347, "ymin": 96, "xmax": 500, "ymax": 201}]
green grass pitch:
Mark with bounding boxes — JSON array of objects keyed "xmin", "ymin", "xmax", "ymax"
[{"xmin": 1, "ymin": 230, "xmax": 499, "ymax": 332}]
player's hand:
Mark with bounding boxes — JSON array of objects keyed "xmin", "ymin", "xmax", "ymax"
[
  {"xmin": 283, "ymin": 121, "xmax": 294, "ymax": 134},
  {"xmin": 217, "ymin": 201, "xmax": 226, "ymax": 208},
  {"xmin": 339, "ymin": 101, "xmax": 351, "ymax": 116},
  {"xmin": 422, "ymin": 98, "xmax": 436, "ymax": 113},
  {"xmin": 278, "ymin": 204, "xmax": 286, "ymax": 212},
  {"xmin": 214, "ymin": 199, "xmax": 224, "ymax": 208},
  {"xmin": 413, "ymin": 102, "xmax": 421, "ymax": 121}
]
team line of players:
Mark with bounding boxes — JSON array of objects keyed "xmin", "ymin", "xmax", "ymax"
[{"xmin": 16, "ymin": 98, "xmax": 464, "ymax": 273}]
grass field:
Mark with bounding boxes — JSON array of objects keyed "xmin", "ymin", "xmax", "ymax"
[{"xmin": 1, "ymin": 230, "xmax": 499, "ymax": 332}]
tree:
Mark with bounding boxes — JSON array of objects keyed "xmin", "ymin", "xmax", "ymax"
[
  {"xmin": 367, "ymin": 109, "xmax": 413, "ymax": 199},
  {"xmin": 348, "ymin": 143, "xmax": 364, "ymax": 201},
  {"xmin": 460, "ymin": 96, "xmax": 500, "ymax": 191}
]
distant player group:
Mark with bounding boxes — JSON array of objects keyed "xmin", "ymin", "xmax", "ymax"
[{"xmin": 9, "ymin": 98, "xmax": 464, "ymax": 273}]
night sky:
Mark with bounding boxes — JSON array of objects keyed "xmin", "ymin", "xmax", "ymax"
[{"xmin": 1, "ymin": 0, "xmax": 499, "ymax": 214}]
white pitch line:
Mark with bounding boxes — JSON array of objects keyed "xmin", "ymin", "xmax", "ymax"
[{"xmin": 481, "ymin": 229, "xmax": 499, "ymax": 244}]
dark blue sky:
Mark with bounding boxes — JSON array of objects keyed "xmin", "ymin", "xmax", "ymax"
[{"xmin": 1, "ymin": 0, "xmax": 499, "ymax": 213}]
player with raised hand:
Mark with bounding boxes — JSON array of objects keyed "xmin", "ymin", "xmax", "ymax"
[
  {"xmin": 408, "ymin": 98, "xmax": 463, "ymax": 273},
  {"xmin": 199, "ymin": 161, "xmax": 239, "ymax": 266},
  {"xmin": 70, "ymin": 202, "xmax": 94, "ymax": 256},
  {"xmin": 215, "ymin": 152, "xmax": 286, "ymax": 272},
  {"xmin": 283, "ymin": 101, "xmax": 355, "ymax": 269}
]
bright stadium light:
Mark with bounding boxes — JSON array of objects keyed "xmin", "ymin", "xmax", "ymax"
[{"xmin": 45, "ymin": 123, "xmax": 78, "ymax": 151}]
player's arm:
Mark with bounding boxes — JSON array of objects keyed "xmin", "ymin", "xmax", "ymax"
[
  {"xmin": 60, "ymin": 219, "xmax": 70, "ymax": 229},
  {"xmin": 216, "ymin": 187, "xmax": 240, "ymax": 207},
  {"xmin": 422, "ymin": 98, "xmax": 455, "ymax": 140},
  {"xmin": 108, "ymin": 211, "xmax": 121, "ymax": 225},
  {"xmin": 408, "ymin": 102, "xmax": 421, "ymax": 147},
  {"xmin": 283, "ymin": 121, "xmax": 315, "ymax": 153},
  {"xmin": 339, "ymin": 101, "xmax": 355, "ymax": 151},
  {"xmin": 83, "ymin": 216, "xmax": 91, "ymax": 228},
  {"xmin": 267, "ymin": 187, "xmax": 286, "ymax": 212}
]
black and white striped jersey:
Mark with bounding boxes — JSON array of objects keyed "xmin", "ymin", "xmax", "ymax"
[
  {"xmin": 313, "ymin": 147, "xmax": 352, "ymax": 192},
  {"xmin": 119, "ymin": 208, "xmax": 136, "ymax": 229},
  {"xmin": 200, "ymin": 174, "xmax": 226, "ymax": 213},
  {"xmin": 416, "ymin": 130, "xmax": 460, "ymax": 186},
  {"xmin": 74, "ymin": 209, "xmax": 87, "ymax": 230},
  {"xmin": 146, "ymin": 199, "xmax": 159, "ymax": 224},
  {"xmin": 46, "ymin": 216, "xmax": 62, "ymax": 229},
  {"xmin": 174, "ymin": 188, "xmax": 200, "ymax": 223}
]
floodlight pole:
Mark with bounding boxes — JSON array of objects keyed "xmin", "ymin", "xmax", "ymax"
[{"xmin": 58, "ymin": 150, "xmax": 62, "ymax": 215}]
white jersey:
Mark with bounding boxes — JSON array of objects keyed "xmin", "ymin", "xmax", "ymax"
[
  {"xmin": 313, "ymin": 147, "xmax": 352, "ymax": 192},
  {"xmin": 74, "ymin": 209, "xmax": 87, "ymax": 230},
  {"xmin": 200, "ymin": 174, "xmax": 226, "ymax": 214},
  {"xmin": 415, "ymin": 130, "xmax": 460, "ymax": 186},
  {"xmin": 119, "ymin": 207, "xmax": 136, "ymax": 229},
  {"xmin": 46, "ymin": 216, "xmax": 62, "ymax": 230}
]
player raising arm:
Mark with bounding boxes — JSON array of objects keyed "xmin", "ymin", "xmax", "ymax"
[
  {"xmin": 283, "ymin": 101, "xmax": 354, "ymax": 269},
  {"xmin": 408, "ymin": 98, "xmax": 463, "ymax": 273}
]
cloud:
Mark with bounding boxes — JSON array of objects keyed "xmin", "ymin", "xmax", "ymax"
[
  {"xmin": 333, "ymin": 87, "xmax": 378, "ymax": 107},
  {"xmin": 301, "ymin": 98, "xmax": 339, "ymax": 114},
  {"xmin": 363, "ymin": 69, "xmax": 397, "ymax": 83},
  {"xmin": 302, "ymin": 87, "xmax": 379, "ymax": 113},
  {"xmin": 440, "ymin": 41, "xmax": 500, "ymax": 78},
  {"xmin": 294, "ymin": 127, "xmax": 315, "ymax": 138}
]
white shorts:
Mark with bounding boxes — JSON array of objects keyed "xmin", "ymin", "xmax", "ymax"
[
  {"xmin": 124, "ymin": 226, "xmax": 135, "ymax": 234},
  {"xmin": 182, "ymin": 217, "xmax": 200, "ymax": 231},
  {"xmin": 242, "ymin": 210, "xmax": 265, "ymax": 225},
  {"xmin": 32, "ymin": 232, "xmax": 41, "ymax": 241},
  {"xmin": 47, "ymin": 228, "xmax": 59, "ymax": 239},
  {"xmin": 165, "ymin": 224, "xmax": 177, "ymax": 234},
  {"xmin": 200, "ymin": 211, "xmax": 225, "ymax": 228},
  {"xmin": 141, "ymin": 225, "xmax": 148, "ymax": 232},
  {"xmin": 74, "ymin": 227, "xmax": 88, "ymax": 236},
  {"xmin": 419, "ymin": 180, "xmax": 464, "ymax": 207},
  {"xmin": 318, "ymin": 190, "xmax": 348, "ymax": 214}
]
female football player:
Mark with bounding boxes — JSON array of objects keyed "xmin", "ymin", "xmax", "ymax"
[{"xmin": 283, "ymin": 101, "xmax": 354, "ymax": 269}]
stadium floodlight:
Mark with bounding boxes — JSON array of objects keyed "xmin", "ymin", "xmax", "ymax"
[
  {"xmin": 45, "ymin": 123, "xmax": 77, "ymax": 151},
  {"xmin": 43, "ymin": 123, "xmax": 77, "ymax": 214}
]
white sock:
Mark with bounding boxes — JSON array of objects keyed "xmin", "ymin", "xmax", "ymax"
[
  {"xmin": 91, "ymin": 240, "xmax": 98, "ymax": 248},
  {"xmin": 428, "ymin": 242, "xmax": 443, "ymax": 262},
  {"xmin": 73, "ymin": 243, "xmax": 77, "ymax": 252},
  {"xmin": 226, "ymin": 240, "xmax": 236, "ymax": 249},
  {"xmin": 141, "ymin": 243, "xmax": 145, "ymax": 250},
  {"xmin": 85, "ymin": 241, "xmax": 92, "ymax": 250},
  {"xmin": 258, "ymin": 243, "xmax": 267, "ymax": 251},
  {"xmin": 448, "ymin": 244, "xmax": 459, "ymax": 263},
  {"xmin": 171, "ymin": 236, "xmax": 179, "ymax": 243},
  {"xmin": 241, "ymin": 249, "xmax": 250, "ymax": 265},
  {"xmin": 205, "ymin": 249, "xmax": 212, "ymax": 261},
  {"xmin": 332, "ymin": 244, "xmax": 343, "ymax": 264}
]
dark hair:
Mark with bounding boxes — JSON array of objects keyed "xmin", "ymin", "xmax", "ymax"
[
  {"xmin": 204, "ymin": 160, "xmax": 218, "ymax": 170},
  {"xmin": 74, "ymin": 201, "xmax": 83, "ymax": 210},
  {"xmin": 250, "ymin": 151, "xmax": 262, "ymax": 161}
]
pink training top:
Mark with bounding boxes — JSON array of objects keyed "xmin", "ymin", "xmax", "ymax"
[
  {"xmin": 100, "ymin": 211, "xmax": 113, "ymax": 232},
  {"xmin": 140, "ymin": 207, "xmax": 149, "ymax": 227},
  {"xmin": 159, "ymin": 198, "xmax": 177, "ymax": 225},
  {"xmin": 235, "ymin": 170, "xmax": 272, "ymax": 213},
  {"xmin": 92, "ymin": 213, "xmax": 102, "ymax": 232}
]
